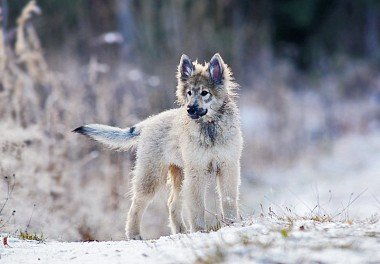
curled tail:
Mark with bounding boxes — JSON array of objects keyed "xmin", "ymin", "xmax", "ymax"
[{"xmin": 73, "ymin": 123, "xmax": 141, "ymax": 151}]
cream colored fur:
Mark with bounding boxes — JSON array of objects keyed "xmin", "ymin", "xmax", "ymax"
[{"xmin": 74, "ymin": 53, "xmax": 243, "ymax": 240}]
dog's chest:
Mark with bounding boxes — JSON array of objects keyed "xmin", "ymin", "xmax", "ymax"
[
  {"xmin": 199, "ymin": 121, "xmax": 218, "ymax": 144},
  {"xmin": 175, "ymin": 116, "xmax": 240, "ymax": 165},
  {"xmin": 197, "ymin": 120, "xmax": 234, "ymax": 148}
]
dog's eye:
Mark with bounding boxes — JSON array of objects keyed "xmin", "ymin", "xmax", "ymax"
[
  {"xmin": 187, "ymin": 91, "xmax": 192, "ymax": 96},
  {"xmin": 201, "ymin": 91, "xmax": 209, "ymax": 96}
]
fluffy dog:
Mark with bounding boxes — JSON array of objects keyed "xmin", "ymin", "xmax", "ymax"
[{"xmin": 73, "ymin": 53, "xmax": 243, "ymax": 239}]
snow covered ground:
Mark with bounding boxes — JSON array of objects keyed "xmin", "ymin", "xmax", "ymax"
[
  {"xmin": 1, "ymin": 217, "xmax": 379, "ymax": 264},
  {"xmin": 1, "ymin": 131, "xmax": 379, "ymax": 263}
]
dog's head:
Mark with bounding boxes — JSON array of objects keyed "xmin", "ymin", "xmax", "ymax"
[{"xmin": 176, "ymin": 53, "xmax": 238, "ymax": 121}]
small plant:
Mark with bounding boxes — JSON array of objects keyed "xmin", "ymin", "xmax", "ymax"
[
  {"xmin": 280, "ymin": 228, "xmax": 288, "ymax": 238},
  {"xmin": 207, "ymin": 221, "xmax": 222, "ymax": 233},
  {"xmin": 239, "ymin": 233, "xmax": 251, "ymax": 246},
  {"xmin": 310, "ymin": 215, "xmax": 332, "ymax": 223},
  {"xmin": 195, "ymin": 245, "xmax": 226, "ymax": 264},
  {"xmin": 19, "ymin": 230, "xmax": 44, "ymax": 242},
  {"xmin": 0, "ymin": 174, "xmax": 16, "ymax": 229}
]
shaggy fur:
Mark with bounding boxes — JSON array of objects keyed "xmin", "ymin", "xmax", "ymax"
[{"xmin": 73, "ymin": 53, "xmax": 243, "ymax": 239}]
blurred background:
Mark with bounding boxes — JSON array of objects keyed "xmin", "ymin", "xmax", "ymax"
[{"xmin": 0, "ymin": 0, "xmax": 379, "ymax": 241}]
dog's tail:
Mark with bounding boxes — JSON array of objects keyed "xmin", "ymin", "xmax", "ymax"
[{"xmin": 72, "ymin": 123, "xmax": 141, "ymax": 151}]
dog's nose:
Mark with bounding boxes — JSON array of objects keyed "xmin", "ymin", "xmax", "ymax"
[{"xmin": 187, "ymin": 105, "xmax": 197, "ymax": 115}]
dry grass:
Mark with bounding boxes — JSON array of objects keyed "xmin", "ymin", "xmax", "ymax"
[
  {"xmin": 19, "ymin": 230, "xmax": 44, "ymax": 242},
  {"xmin": 0, "ymin": 1, "xmax": 146, "ymax": 241}
]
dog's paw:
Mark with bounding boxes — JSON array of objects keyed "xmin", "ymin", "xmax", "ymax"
[
  {"xmin": 191, "ymin": 225, "xmax": 207, "ymax": 233},
  {"xmin": 179, "ymin": 226, "xmax": 188, "ymax": 234},
  {"xmin": 128, "ymin": 234, "xmax": 143, "ymax": 240},
  {"xmin": 222, "ymin": 217, "xmax": 238, "ymax": 226}
]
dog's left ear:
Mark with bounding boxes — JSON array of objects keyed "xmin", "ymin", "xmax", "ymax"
[{"xmin": 209, "ymin": 53, "xmax": 224, "ymax": 85}]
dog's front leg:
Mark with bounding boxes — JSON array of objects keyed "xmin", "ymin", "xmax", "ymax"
[
  {"xmin": 216, "ymin": 161, "xmax": 240, "ymax": 224},
  {"xmin": 182, "ymin": 167, "xmax": 207, "ymax": 232}
]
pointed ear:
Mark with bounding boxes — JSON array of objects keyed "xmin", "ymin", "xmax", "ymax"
[
  {"xmin": 178, "ymin": 54, "xmax": 194, "ymax": 81},
  {"xmin": 209, "ymin": 53, "xmax": 224, "ymax": 85}
]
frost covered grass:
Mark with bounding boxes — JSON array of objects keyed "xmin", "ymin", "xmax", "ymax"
[
  {"xmin": 18, "ymin": 231, "xmax": 44, "ymax": 242},
  {"xmin": 1, "ymin": 216, "xmax": 379, "ymax": 264}
]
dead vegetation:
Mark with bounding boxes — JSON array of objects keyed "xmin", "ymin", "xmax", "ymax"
[
  {"xmin": 0, "ymin": 174, "xmax": 15, "ymax": 229},
  {"xmin": 195, "ymin": 245, "xmax": 226, "ymax": 264},
  {"xmin": 19, "ymin": 230, "xmax": 44, "ymax": 242},
  {"xmin": 0, "ymin": 1, "xmax": 143, "ymax": 241}
]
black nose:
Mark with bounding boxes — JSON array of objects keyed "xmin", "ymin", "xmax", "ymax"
[{"xmin": 187, "ymin": 105, "xmax": 198, "ymax": 115}]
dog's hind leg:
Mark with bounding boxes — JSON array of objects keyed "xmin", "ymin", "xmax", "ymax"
[
  {"xmin": 125, "ymin": 164, "xmax": 164, "ymax": 240},
  {"xmin": 167, "ymin": 165, "xmax": 186, "ymax": 234}
]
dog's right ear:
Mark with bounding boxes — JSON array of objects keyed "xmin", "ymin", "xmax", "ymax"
[{"xmin": 178, "ymin": 54, "xmax": 194, "ymax": 81}]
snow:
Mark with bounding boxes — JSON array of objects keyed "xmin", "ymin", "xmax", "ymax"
[{"xmin": 1, "ymin": 217, "xmax": 379, "ymax": 264}]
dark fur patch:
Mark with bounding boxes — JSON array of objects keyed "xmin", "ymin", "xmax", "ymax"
[
  {"xmin": 207, "ymin": 162, "xmax": 215, "ymax": 174},
  {"xmin": 72, "ymin": 126, "xmax": 86, "ymax": 134},
  {"xmin": 200, "ymin": 121, "xmax": 217, "ymax": 144},
  {"xmin": 204, "ymin": 94, "xmax": 213, "ymax": 103},
  {"xmin": 215, "ymin": 100, "xmax": 230, "ymax": 117}
]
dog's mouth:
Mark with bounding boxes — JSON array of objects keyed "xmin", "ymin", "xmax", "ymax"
[{"xmin": 188, "ymin": 109, "xmax": 208, "ymax": 119}]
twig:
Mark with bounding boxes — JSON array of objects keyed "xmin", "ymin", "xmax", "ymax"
[
  {"xmin": 204, "ymin": 208, "xmax": 230, "ymax": 225},
  {"xmin": 370, "ymin": 193, "xmax": 380, "ymax": 210},
  {"xmin": 0, "ymin": 174, "xmax": 15, "ymax": 215},
  {"xmin": 286, "ymin": 187, "xmax": 313, "ymax": 213},
  {"xmin": 332, "ymin": 188, "xmax": 368, "ymax": 219},
  {"xmin": 26, "ymin": 204, "xmax": 36, "ymax": 230},
  {"xmin": 0, "ymin": 210, "xmax": 15, "ymax": 229},
  {"xmin": 263, "ymin": 195, "xmax": 290, "ymax": 218}
]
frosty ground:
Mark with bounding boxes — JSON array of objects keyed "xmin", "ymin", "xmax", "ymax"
[
  {"xmin": 1, "ymin": 131, "xmax": 380, "ymax": 263},
  {"xmin": 1, "ymin": 216, "xmax": 379, "ymax": 264}
]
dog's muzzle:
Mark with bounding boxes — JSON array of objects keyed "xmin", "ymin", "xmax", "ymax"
[{"xmin": 187, "ymin": 105, "xmax": 207, "ymax": 119}]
